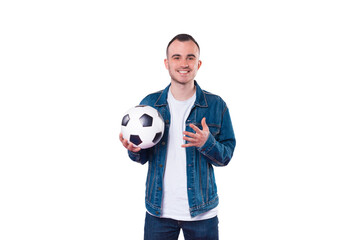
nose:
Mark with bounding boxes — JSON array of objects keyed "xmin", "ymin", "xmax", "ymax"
[{"xmin": 180, "ymin": 59, "xmax": 189, "ymax": 68}]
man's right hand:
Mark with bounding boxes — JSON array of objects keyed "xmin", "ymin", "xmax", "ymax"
[{"xmin": 119, "ymin": 133, "xmax": 141, "ymax": 152}]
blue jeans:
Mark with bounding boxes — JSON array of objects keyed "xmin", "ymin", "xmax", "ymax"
[{"xmin": 144, "ymin": 212, "xmax": 219, "ymax": 240}]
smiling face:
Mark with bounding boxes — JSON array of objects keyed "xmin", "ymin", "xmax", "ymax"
[{"xmin": 164, "ymin": 40, "xmax": 202, "ymax": 86}]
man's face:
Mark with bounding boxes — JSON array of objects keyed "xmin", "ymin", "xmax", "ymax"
[{"xmin": 165, "ymin": 40, "xmax": 202, "ymax": 85}]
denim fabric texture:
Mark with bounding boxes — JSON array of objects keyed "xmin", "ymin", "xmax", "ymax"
[
  {"xmin": 144, "ymin": 212, "xmax": 219, "ymax": 240},
  {"xmin": 128, "ymin": 81, "xmax": 236, "ymax": 218}
]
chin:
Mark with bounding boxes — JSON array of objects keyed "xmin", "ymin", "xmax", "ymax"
[{"xmin": 172, "ymin": 78, "xmax": 194, "ymax": 85}]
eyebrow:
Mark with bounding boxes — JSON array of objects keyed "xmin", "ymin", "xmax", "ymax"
[{"xmin": 171, "ymin": 54, "xmax": 197, "ymax": 58}]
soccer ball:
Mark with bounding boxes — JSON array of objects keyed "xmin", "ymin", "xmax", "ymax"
[{"xmin": 121, "ymin": 105, "xmax": 165, "ymax": 149}]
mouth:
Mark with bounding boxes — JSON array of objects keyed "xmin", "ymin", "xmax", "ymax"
[{"xmin": 177, "ymin": 70, "xmax": 191, "ymax": 75}]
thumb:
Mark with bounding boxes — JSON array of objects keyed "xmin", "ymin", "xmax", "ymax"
[{"xmin": 201, "ymin": 117, "xmax": 209, "ymax": 131}]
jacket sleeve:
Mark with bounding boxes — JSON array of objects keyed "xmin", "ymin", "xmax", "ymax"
[
  {"xmin": 127, "ymin": 149, "xmax": 150, "ymax": 165},
  {"xmin": 198, "ymin": 106, "xmax": 236, "ymax": 166}
]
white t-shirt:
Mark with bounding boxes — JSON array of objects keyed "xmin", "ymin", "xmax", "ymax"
[{"xmin": 161, "ymin": 90, "xmax": 218, "ymax": 221}]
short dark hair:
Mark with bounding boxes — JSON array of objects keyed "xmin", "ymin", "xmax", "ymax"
[{"xmin": 166, "ymin": 34, "xmax": 200, "ymax": 57}]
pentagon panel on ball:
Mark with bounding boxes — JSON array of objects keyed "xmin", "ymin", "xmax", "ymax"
[{"xmin": 121, "ymin": 105, "xmax": 165, "ymax": 149}]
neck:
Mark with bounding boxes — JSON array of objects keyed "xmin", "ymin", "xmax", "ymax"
[{"xmin": 170, "ymin": 80, "xmax": 196, "ymax": 101}]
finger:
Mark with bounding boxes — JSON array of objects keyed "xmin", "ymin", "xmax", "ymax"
[
  {"xmin": 128, "ymin": 142, "xmax": 141, "ymax": 152},
  {"xmin": 183, "ymin": 131, "xmax": 197, "ymax": 138},
  {"xmin": 201, "ymin": 117, "xmax": 209, "ymax": 131},
  {"xmin": 128, "ymin": 141, "xmax": 135, "ymax": 150},
  {"xmin": 183, "ymin": 135, "xmax": 197, "ymax": 143},
  {"xmin": 122, "ymin": 138, "xmax": 129, "ymax": 148},
  {"xmin": 120, "ymin": 133, "xmax": 129, "ymax": 146},
  {"xmin": 189, "ymin": 123, "xmax": 202, "ymax": 134},
  {"xmin": 181, "ymin": 143, "xmax": 196, "ymax": 148},
  {"xmin": 131, "ymin": 146, "xmax": 141, "ymax": 152}
]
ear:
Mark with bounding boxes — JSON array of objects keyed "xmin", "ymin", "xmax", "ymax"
[
  {"xmin": 197, "ymin": 60, "xmax": 202, "ymax": 70},
  {"xmin": 164, "ymin": 58, "xmax": 169, "ymax": 70}
]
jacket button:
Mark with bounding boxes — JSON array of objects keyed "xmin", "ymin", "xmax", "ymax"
[
  {"xmin": 156, "ymin": 211, "xmax": 159, "ymax": 215},
  {"xmin": 165, "ymin": 120, "xmax": 169, "ymax": 124},
  {"xmin": 159, "ymin": 164, "xmax": 163, "ymax": 167},
  {"xmin": 158, "ymin": 187, "xmax": 162, "ymax": 191},
  {"xmin": 161, "ymin": 142, "xmax": 166, "ymax": 146}
]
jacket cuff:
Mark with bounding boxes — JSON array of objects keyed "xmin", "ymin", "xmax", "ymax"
[
  {"xmin": 198, "ymin": 133, "xmax": 216, "ymax": 155},
  {"xmin": 128, "ymin": 150, "xmax": 141, "ymax": 162}
]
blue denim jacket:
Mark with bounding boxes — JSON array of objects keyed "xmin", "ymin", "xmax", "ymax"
[{"xmin": 128, "ymin": 81, "xmax": 236, "ymax": 218}]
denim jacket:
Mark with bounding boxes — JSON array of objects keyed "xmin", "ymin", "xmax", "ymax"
[{"xmin": 128, "ymin": 81, "xmax": 236, "ymax": 218}]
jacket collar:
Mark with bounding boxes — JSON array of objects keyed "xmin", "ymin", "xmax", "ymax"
[{"xmin": 155, "ymin": 81, "xmax": 208, "ymax": 108}]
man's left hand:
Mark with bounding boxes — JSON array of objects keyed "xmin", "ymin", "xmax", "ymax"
[{"xmin": 182, "ymin": 117, "xmax": 209, "ymax": 148}]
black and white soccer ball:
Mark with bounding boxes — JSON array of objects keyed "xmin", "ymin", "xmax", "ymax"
[{"xmin": 121, "ymin": 105, "xmax": 165, "ymax": 149}]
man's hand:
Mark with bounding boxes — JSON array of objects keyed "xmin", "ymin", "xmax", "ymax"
[
  {"xmin": 119, "ymin": 133, "xmax": 141, "ymax": 152},
  {"xmin": 182, "ymin": 117, "xmax": 210, "ymax": 148}
]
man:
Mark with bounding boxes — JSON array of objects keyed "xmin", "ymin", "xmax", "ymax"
[{"xmin": 119, "ymin": 34, "xmax": 236, "ymax": 240}]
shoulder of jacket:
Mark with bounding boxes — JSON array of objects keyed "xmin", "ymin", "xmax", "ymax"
[
  {"xmin": 140, "ymin": 89, "xmax": 164, "ymax": 104},
  {"xmin": 202, "ymin": 90, "xmax": 225, "ymax": 103}
]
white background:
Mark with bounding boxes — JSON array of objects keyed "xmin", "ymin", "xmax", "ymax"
[{"xmin": 1, "ymin": 0, "xmax": 359, "ymax": 239}]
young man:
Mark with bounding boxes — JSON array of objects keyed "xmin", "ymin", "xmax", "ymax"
[{"xmin": 119, "ymin": 34, "xmax": 236, "ymax": 240}]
